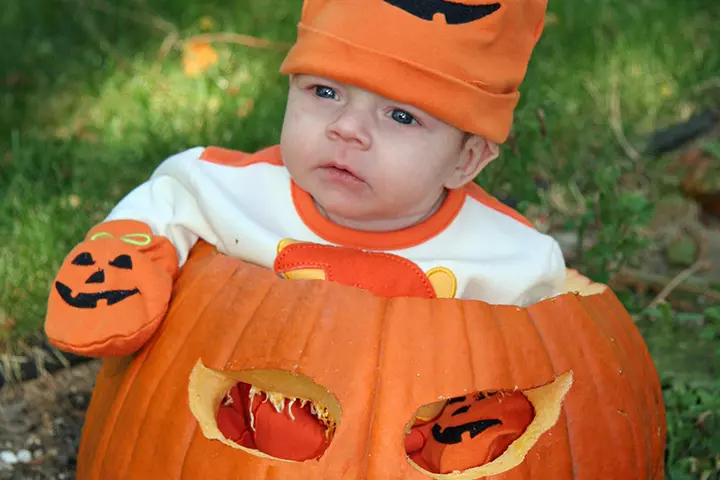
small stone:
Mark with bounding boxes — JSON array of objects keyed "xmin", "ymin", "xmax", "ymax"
[
  {"xmin": 33, "ymin": 449, "xmax": 44, "ymax": 459},
  {"xmin": 666, "ymin": 234, "xmax": 699, "ymax": 267},
  {"xmin": 56, "ymin": 453, "xmax": 72, "ymax": 467},
  {"xmin": 0, "ymin": 450, "xmax": 18, "ymax": 465},
  {"xmin": 16, "ymin": 449, "xmax": 32, "ymax": 463},
  {"xmin": 25, "ymin": 434, "xmax": 42, "ymax": 448}
]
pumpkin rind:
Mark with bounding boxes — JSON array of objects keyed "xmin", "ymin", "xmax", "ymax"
[{"xmin": 77, "ymin": 242, "xmax": 666, "ymax": 479}]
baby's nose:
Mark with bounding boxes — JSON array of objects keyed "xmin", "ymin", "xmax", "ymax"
[{"xmin": 326, "ymin": 112, "xmax": 372, "ymax": 150}]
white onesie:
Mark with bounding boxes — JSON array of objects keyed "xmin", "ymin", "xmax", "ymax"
[{"xmin": 104, "ymin": 144, "xmax": 566, "ymax": 306}]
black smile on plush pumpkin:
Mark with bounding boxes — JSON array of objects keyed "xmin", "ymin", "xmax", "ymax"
[
  {"xmin": 384, "ymin": 0, "xmax": 501, "ymax": 24},
  {"xmin": 55, "ymin": 282, "xmax": 140, "ymax": 308},
  {"xmin": 55, "ymin": 251, "xmax": 140, "ymax": 308}
]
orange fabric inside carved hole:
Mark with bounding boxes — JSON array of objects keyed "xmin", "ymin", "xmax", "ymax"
[
  {"xmin": 216, "ymin": 382, "xmax": 331, "ymax": 461},
  {"xmin": 405, "ymin": 391, "xmax": 534, "ymax": 474}
]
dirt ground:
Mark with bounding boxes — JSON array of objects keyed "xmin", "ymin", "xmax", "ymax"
[{"xmin": 0, "ymin": 360, "xmax": 102, "ymax": 480}]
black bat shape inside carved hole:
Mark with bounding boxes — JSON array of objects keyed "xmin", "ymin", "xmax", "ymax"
[
  {"xmin": 431, "ymin": 418, "xmax": 502, "ymax": 445},
  {"xmin": 384, "ymin": 0, "xmax": 501, "ymax": 24},
  {"xmin": 55, "ymin": 282, "xmax": 140, "ymax": 309}
]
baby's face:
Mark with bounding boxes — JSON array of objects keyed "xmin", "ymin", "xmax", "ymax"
[{"xmin": 280, "ymin": 74, "xmax": 476, "ymax": 230}]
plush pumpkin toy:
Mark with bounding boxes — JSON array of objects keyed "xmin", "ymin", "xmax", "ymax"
[
  {"xmin": 75, "ymin": 241, "xmax": 666, "ymax": 480},
  {"xmin": 45, "ymin": 222, "xmax": 177, "ymax": 356}
]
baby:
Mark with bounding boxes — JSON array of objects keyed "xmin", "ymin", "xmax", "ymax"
[
  {"xmin": 45, "ymin": 0, "xmax": 562, "ymax": 472},
  {"xmin": 45, "ymin": 0, "xmax": 563, "ymax": 353}
]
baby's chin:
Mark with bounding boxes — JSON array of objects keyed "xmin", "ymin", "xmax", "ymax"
[
  {"xmin": 314, "ymin": 197, "xmax": 378, "ymax": 222},
  {"xmin": 314, "ymin": 198, "xmax": 428, "ymax": 232}
]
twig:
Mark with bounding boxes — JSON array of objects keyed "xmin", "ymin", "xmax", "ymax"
[
  {"xmin": 181, "ymin": 32, "xmax": 292, "ymax": 52},
  {"xmin": 57, "ymin": 0, "xmax": 291, "ymax": 65},
  {"xmin": 56, "ymin": 0, "xmax": 177, "ymax": 34},
  {"xmin": 77, "ymin": 10, "xmax": 132, "ymax": 70},
  {"xmin": 646, "ymin": 260, "xmax": 713, "ymax": 309},
  {"xmin": 692, "ymin": 76, "xmax": 720, "ymax": 94},
  {"xmin": 614, "ymin": 267, "xmax": 720, "ymax": 303},
  {"xmin": 157, "ymin": 31, "xmax": 180, "ymax": 60},
  {"xmin": 646, "ymin": 228, "xmax": 712, "ymax": 308},
  {"xmin": 609, "ymin": 75, "xmax": 642, "ymax": 163},
  {"xmin": 49, "ymin": 344, "xmax": 72, "ymax": 369},
  {"xmin": 156, "ymin": 31, "xmax": 292, "ymax": 61},
  {"xmin": 584, "ymin": 78, "xmax": 642, "ymax": 163}
]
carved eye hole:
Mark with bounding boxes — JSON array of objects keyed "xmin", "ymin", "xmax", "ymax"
[
  {"xmin": 189, "ymin": 362, "xmax": 342, "ymax": 463},
  {"xmin": 405, "ymin": 391, "xmax": 533, "ymax": 475},
  {"xmin": 406, "ymin": 374, "xmax": 573, "ymax": 478},
  {"xmin": 72, "ymin": 252, "xmax": 95, "ymax": 266},
  {"xmin": 109, "ymin": 254, "xmax": 133, "ymax": 270}
]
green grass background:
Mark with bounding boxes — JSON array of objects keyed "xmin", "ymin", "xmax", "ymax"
[{"xmin": 1, "ymin": 0, "xmax": 719, "ymax": 477}]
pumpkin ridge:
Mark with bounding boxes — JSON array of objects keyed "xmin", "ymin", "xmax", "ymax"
[
  {"xmin": 221, "ymin": 265, "xmax": 300, "ymax": 377},
  {"xmin": 151, "ymin": 262, "xmax": 263, "ymax": 478},
  {"xmin": 359, "ymin": 298, "xmax": 389, "ymax": 479},
  {"xmin": 491, "ymin": 305, "xmax": 555, "ymax": 476},
  {"xmin": 460, "ymin": 302, "xmax": 479, "ymax": 409},
  {"xmin": 569, "ymin": 294, "xmax": 641, "ymax": 478},
  {"xmin": 603, "ymin": 290, "xmax": 663, "ymax": 425},
  {"xmin": 581, "ymin": 292, "xmax": 659, "ymax": 476},
  {"xmin": 168, "ymin": 259, "xmax": 274, "ymax": 476},
  {"xmin": 583, "ymin": 291, "xmax": 656, "ymax": 474},
  {"xmin": 288, "ymin": 288, "xmax": 329, "ymax": 377},
  {"xmin": 463, "ymin": 301, "xmax": 514, "ymax": 391},
  {"xmin": 87, "ymin": 342, "xmax": 156, "ymax": 478},
  {"xmin": 76, "ymin": 356, "xmax": 134, "ymax": 478},
  {"xmin": 532, "ymin": 294, "xmax": 639, "ymax": 477},
  {"xmin": 262, "ymin": 283, "xmax": 309, "ymax": 367},
  {"xmin": 524, "ymin": 301, "xmax": 577, "ymax": 477},
  {"xmin": 492, "ymin": 306, "xmax": 519, "ymax": 392},
  {"xmin": 111, "ymin": 258, "xmax": 242, "ymax": 478},
  {"xmin": 519, "ymin": 301, "xmax": 560, "ymax": 383},
  {"xmin": 194, "ymin": 270, "xmax": 350, "ymax": 473}
]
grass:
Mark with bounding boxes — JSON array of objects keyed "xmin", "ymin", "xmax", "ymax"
[{"xmin": 1, "ymin": 0, "xmax": 719, "ymax": 477}]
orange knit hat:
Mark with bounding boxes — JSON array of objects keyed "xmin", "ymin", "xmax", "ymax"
[{"xmin": 280, "ymin": 0, "xmax": 547, "ymax": 144}]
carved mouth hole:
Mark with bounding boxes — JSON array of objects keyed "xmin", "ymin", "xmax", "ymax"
[
  {"xmin": 188, "ymin": 360, "xmax": 341, "ymax": 463},
  {"xmin": 406, "ymin": 371, "xmax": 573, "ymax": 479}
]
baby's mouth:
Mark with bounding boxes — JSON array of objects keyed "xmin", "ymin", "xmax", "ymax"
[{"xmin": 319, "ymin": 163, "xmax": 365, "ymax": 184}]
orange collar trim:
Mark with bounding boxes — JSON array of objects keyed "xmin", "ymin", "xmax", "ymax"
[{"xmin": 290, "ymin": 181, "xmax": 466, "ymax": 250}]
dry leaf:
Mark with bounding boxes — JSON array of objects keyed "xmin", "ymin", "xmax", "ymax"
[
  {"xmin": 182, "ymin": 42, "xmax": 219, "ymax": 78},
  {"xmin": 237, "ymin": 98, "xmax": 255, "ymax": 118},
  {"xmin": 199, "ymin": 16, "xmax": 216, "ymax": 31},
  {"xmin": 545, "ymin": 12, "xmax": 559, "ymax": 26},
  {"xmin": 695, "ymin": 410, "xmax": 712, "ymax": 434},
  {"xmin": 68, "ymin": 194, "xmax": 81, "ymax": 209}
]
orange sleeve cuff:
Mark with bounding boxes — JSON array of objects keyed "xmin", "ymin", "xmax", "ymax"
[{"xmin": 86, "ymin": 219, "xmax": 179, "ymax": 279}]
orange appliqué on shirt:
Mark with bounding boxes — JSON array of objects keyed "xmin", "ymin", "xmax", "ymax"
[{"xmin": 275, "ymin": 240, "xmax": 438, "ymax": 299}]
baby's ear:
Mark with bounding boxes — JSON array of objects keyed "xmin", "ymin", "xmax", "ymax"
[{"xmin": 445, "ymin": 136, "xmax": 499, "ymax": 189}]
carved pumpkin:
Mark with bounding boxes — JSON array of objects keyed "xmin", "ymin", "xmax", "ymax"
[{"xmin": 76, "ymin": 241, "xmax": 666, "ymax": 479}]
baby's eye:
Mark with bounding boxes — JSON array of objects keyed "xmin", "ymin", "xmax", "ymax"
[
  {"xmin": 313, "ymin": 85, "xmax": 339, "ymax": 100},
  {"xmin": 389, "ymin": 109, "xmax": 417, "ymax": 125}
]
